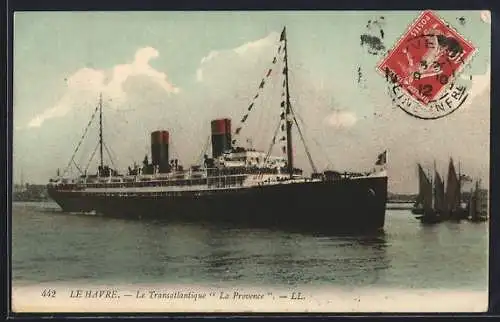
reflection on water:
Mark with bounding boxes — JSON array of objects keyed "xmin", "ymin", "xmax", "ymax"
[{"xmin": 12, "ymin": 202, "xmax": 487, "ymax": 291}]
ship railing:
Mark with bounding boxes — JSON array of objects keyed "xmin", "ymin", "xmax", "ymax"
[
  {"xmin": 206, "ymin": 166, "xmax": 284, "ymax": 176},
  {"xmin": 77, "ymin": 174, "xmax": 248, "ymax": 190},
  {"xmin": 55, "ymin": 166, "xmax": 291, "ymax": 190},
  {"xmin": 75, "ymin": 171, "xmax": 246, "ymax": 189},
  {"xmin": 335, "ymin": 171, "xmax": 375, "ymax": 179},
  {"xmin": 206, "ymin": 173, "xmax": 247, "ymax": 189}
]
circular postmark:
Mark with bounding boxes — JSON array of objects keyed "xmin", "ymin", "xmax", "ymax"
[
  {"xmin": 376, "ymin": 10, "xmax": 476, "ymax": 119},
  {"xmin": 387, "ymin": 80, "xmax": 469, "ymax": 120}
]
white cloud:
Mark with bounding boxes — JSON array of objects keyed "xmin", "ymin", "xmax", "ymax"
[
  {"xmin": 324, "ymin": 110, "xmax": 358, "ymax": 128},
  {"xmin": 66, "ymin": 67, "xmax": 106, "ymax": 91},
  {"xmin": 460, "ymin": 62, "xmax": 490, "ymax": 108},
  {"xmin": 200, "ymin": 50, "xmax": 219, "ymax": 64},
  {"xmin": 196, "ymin": 32, "xmax": 279, "ymax": 82},
  {"xmin": 196, "ymin": 50, "xmax": 221, "ymax": 82},
  {"xmin": 105, "ymin": 47, "xmax": 180, "ymax": 101},
  {"xmin": 26, "ymin": 46, "xmax": 179, "ymax": 128},
  {"xmin": 233, "ymin": 32, "xmax": 278, "ymax": 55},
  {"xmin": 27, "ymin": 92, "xmax": 76, "ymax": 128}
]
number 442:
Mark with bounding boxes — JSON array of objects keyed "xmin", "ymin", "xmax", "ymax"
[{"xmin": 41, "ymin": 289, "xmax": 56, "ymax": 298}]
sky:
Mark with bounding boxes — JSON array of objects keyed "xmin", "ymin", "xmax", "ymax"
[{"xmin": 13, "ymin": 11, "xmax": 491, "ymax": 193}]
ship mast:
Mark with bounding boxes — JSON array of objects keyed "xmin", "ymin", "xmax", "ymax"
[
  {"xmin": 458, "ymin": 159, "xmax": 462, "ymax": 205},
  {"xmin": 429, "ymin": 168, "xmax": 434, "ymax": 209},
  {"xmin": 99, "ymin": 92, "xmax": 104, "ymax": 173},
  {"xmin": 433, "ymin": 160, "xmax": 436, "ymax": 209},
  {"xmin": 282, "ymin": 27, "xmax": 294, "ymax": 177}
]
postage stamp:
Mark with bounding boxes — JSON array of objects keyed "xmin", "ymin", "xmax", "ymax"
[{"xmin": 377, "ymin": 10, "xmax": 477, "ymax": 119}]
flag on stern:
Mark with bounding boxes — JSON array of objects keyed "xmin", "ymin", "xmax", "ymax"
[{"xmin": 375, "ymin": 150, "xmax": 387, "ymax": 166}]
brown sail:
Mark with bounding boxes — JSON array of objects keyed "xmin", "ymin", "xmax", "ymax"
[
  {"xmin": 418, "ymin": 164, "xmax": 433, "ymax": 212},
  {"xmin": 434, "ymin": 170, "xmax": 446, "ymax": 214},
  {"xmin": 445, "ymin": 158, "xmax": 461, "ymax": 218},
  {"xmin": 414, "ymin": 164, "xmax": 424, "ymax": 207}
]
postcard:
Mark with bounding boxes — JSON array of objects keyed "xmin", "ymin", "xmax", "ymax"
[{"xmin": 12, "ymin": 10, "xmax": 490, "ymax": 313}]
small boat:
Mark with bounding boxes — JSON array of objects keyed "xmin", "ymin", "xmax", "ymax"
[
  {"xmin": 411, "ymin": 163, "xmax": 427, "ymax": 216},
  {"xmin": 444, "ymin": 158, "xmax": 468, "ymax": 221},
  {"xmin": 468, "ymin": 179, "xmax": 488, "ymax": 223},
  {"xmin": 413, "ymin": 163, "xmax": 444, "ymax": 224}
]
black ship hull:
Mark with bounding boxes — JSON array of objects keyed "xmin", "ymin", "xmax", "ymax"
[{"xmin": 47, "ymin": 176, "xmax": 387, "ymax": 234}]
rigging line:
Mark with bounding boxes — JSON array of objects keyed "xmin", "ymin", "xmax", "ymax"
[
  {"xmin": 84, "ymin": 142, "xmax": 100, "ymax": 174},
  {"xmin": 293, "ymin": 108, "xmax": 335, "ymax": 168},
  {"xmin": 72, "ymin": 159, "xmax": 84, "ymax": 175},
  {"xmin": 289, "ymin": 103, "xmax": 318, "ymax": 173},
  {"xmin": 257, "ymin": 118, "xmax": 282, "ymax": 177},
  {"xmin": 62, "ymin": 104, "xmax": 100, "ymax": 176},
  {"xmin": 265, "ymin": 118, "xmax": 283, "ymax": 162},
  {"xmin": 101, "ymin": 116, "xmax": 134, "ymax": 167},
  {"xmin": 67, "ymin": 106, "xmax": 99, "ymax": 175},
  {"xmin": 197, "ymin": 135, "xmax": 211, "ymax": 165},
  {"xmin": 311, "ymin": 135, "xmax": 335, "ymax": 169},
  {"xmin": 105, "ymin": 141, "xmax": 119, "ymax": 167},
  {"xmin": 256, "ymin": 65, "xmax": 282, "ymax": 149},
  {"xmin": 107, "ymin": 109, "xmax": 139, "ymax": 167},
  {"xmin": 101, "ymin": 118, "xmax": 117, "ymax": 162},
  {"xmin": 103, "ymin": 141, "xmax": 118, "ymax": 171},
  {"xmin": 232, "ymin": 43, "xmax": 283, "ymax": 144}
]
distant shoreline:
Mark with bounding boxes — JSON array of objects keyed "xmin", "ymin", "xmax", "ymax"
[
  {"xmin": 386, "ymin": 203, "xmax": 413, "ymax": 210},
  {"xmin": 12, "ymin": 198, "xmax": 50, "ymax": 202}
]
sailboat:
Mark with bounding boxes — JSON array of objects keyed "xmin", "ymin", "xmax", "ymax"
[
  {"xmin": 433, "ymin": 163, "xmax": 446, "ymax": 218},
  {"xmin": 413, "ymin": 163, "xmax": 445, "ymax": 224},
  {"xmin": 468, "ymin": 179, "xmax": 488, "ymax": 222},
  {"xmin": 46, "ymin": 27, "xmax": 389, "ymax": 234},
  {"xmin": 445, "ymin": 158, "xmax": 467, "ymax": 221},
  {"xmin": 411, "ymin": 164, "xmax": 428, "ymax": 215}
]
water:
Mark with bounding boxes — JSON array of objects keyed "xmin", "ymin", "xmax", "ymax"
[{"xmin": 12, "ymin": 202, "xmax": 487, "ymax": 291}]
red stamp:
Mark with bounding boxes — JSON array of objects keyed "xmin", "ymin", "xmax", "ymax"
[{"xmin": 377, "ymin": 10, "xmax": 476, "ymax": 106}]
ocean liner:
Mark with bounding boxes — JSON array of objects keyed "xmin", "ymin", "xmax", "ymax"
[{"xmin": 47, "ymin": 27, "xmax": 388, "ymax": 233}]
